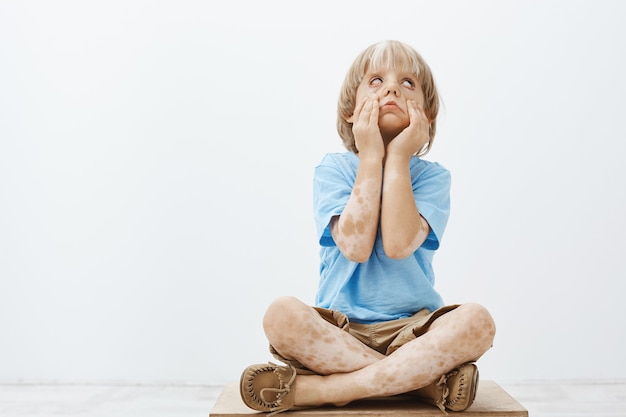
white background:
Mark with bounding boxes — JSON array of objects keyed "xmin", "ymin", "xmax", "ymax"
[{"xmin": 1, "ymin": 0, "xmax": 625, "ymax": 385}]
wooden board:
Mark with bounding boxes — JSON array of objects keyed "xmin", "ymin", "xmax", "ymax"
[{"xmin": 209, "ymin": 380, "xmax": 528, "ymax": 417}]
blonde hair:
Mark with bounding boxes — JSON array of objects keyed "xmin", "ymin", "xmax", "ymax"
[{"xmin": 336, "ymin": 40, "xmax": 440, "ymax": 156}]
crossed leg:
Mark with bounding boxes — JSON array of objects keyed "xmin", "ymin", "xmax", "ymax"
[{"xmin": 263, "ymin": 296, "xmax": 496, "ymax": 407}]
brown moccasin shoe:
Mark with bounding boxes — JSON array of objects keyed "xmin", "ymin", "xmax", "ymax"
[
  {"xmin": 240, "ymin": 362, "xmax": 297, "ymax": 415},
  {"xmin": 415, "ymin": 362, "xmax": 479, "ymax": 413}
]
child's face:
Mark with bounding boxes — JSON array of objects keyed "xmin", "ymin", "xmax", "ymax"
[{"xmin": 350, "ymin": 66, "xmax": 426, "ymax": 140}]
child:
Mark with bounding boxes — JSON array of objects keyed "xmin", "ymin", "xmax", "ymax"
[{"xmin": 240, "ymin": 40, "xmax": 496, "ymax": 414}]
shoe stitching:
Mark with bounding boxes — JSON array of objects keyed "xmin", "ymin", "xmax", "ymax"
[{"xmin": 244, "ymin": 362, "xmax": 296, "ymax": 416}]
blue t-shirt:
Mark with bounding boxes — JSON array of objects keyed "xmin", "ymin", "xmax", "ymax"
[{"xmin": 313, "ymin": 152, "xmax": 450, "ymax": 324}]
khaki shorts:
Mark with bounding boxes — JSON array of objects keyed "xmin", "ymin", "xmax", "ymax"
[{"xmin": 270, "ymin": 304, "xmax": 459, "ymax": 373}]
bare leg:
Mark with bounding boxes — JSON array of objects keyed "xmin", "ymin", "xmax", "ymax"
[
  {"xmin": 263, "ymin": 296, "xmax": 385, "ymax": 375},
  {"xmin": 264, "ymin": 297, "xmax": 495, "ymax": 407}
]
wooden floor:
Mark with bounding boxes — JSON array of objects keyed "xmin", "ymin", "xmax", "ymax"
[
  {"xmin": 0, "ymin": 380, "xmax": 625, "ymax": 417},
  {"xmin": 212, "ymin": 380, "xmax": 527, "ymax": 416}
]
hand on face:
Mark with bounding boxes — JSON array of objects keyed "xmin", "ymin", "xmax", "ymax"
[
  {"xmin": 350, "ymin": 96, "xmax": 429, "ymax": 160},
  {"xmin": 385, "ymin": 99, "xmax": 430, "ymax": 158},
  {"xmin": 350, "ymin": 94, "xmax": 385, "ymax": 160},
  {"xmin": 349, "ymin": 66, "xmax": 429, "ymax": 159}
]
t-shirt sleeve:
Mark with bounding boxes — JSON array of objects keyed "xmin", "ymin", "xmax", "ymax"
[
  {"xmin": 313, "ymin": 154, "xmax": 354, "ymax": 247},
  {"xmin": 313, "ymin": 155, "xmax": 450, "ymax": 251},
  {"xmin": 413, "ymin": 162, "xmax": 451, "ymax": 250}
]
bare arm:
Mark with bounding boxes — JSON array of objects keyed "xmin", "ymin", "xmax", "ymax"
[
  {"xmin": 331, "ymin": 95, "xmax": 385, "ymax": 263},
  {"xmin": 381, "ymin": 100, "xmax": 431, "ymax": 259}
]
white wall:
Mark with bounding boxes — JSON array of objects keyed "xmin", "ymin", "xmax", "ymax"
[{"xmin": 1, "ymin": 0, "xmax": 624, "ymax": 384}]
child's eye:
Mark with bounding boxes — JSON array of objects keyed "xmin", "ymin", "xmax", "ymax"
[
  {"xmin": 369, "ymin": 77, "xmax": 383, "ymax": 86},
  {"xmin": 402, "ymin": 79, "xmax": 415, "ymax": 88}
]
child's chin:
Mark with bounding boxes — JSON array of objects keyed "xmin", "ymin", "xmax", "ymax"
[
  {"xmin": 380, "ymin": 125, "xmax": 408, "ymax": 141},
  {"xmin": 379, "ymin": 117, "xmax": 408, "ymax": 133}
]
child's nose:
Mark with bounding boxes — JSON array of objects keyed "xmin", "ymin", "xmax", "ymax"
[{"xmin": 383, "ymin": 81, "xmax": 400, "ymax": 97}]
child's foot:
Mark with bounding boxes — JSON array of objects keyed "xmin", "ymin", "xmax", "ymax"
[
  {"xmin": 416, "ymin": 362, "xmax": 479, "ymax": 412},
  {"xmin": 240, "ymin": 362, "xmax": 298, "ymax": 414}
]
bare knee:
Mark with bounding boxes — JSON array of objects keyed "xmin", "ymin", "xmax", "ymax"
[
  {"xmin": 459, "ymin": 302, "xmax": 496, "ymax": 354},
  {"xmin": 263, "ymin": 296, "xmax": 310, "ymax": 344}
]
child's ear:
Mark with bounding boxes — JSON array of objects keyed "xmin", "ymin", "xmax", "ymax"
[{"xmin": 346, "ymin": 114, "xmax": 354, "ymax": 123}]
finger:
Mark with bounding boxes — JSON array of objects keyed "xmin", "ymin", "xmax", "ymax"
[
  {"xmin": 349, "ymin": 96, "xmax": 367, "ymax": 123},
  {"xmin": 359, "ymin": 96, "xmax": 379, "ymax": 125},
  {"xmin": 410, "ymin": 101, "xmax": 429, "ymax": 126},
  {"xmin": 359, "ymin": 96, "xmax": 375, "ymax": 118},
  {"xmin": 356, "ymin": 100, "xmax": 370, "ymax": 126},
  {"xmin": 369, "ymin": 97, "xmax": 379, "ymax": 124},
  {"xmin": 406, "ymin": 100, "xmax": 416, "ymax": 123},
  {"xmin": 416, "ymin": 101, "xmax": 429, "ymax": 122},
  {"xmin": 400, "ymin": 100, "xmax": 417, "ymax": 129}
]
